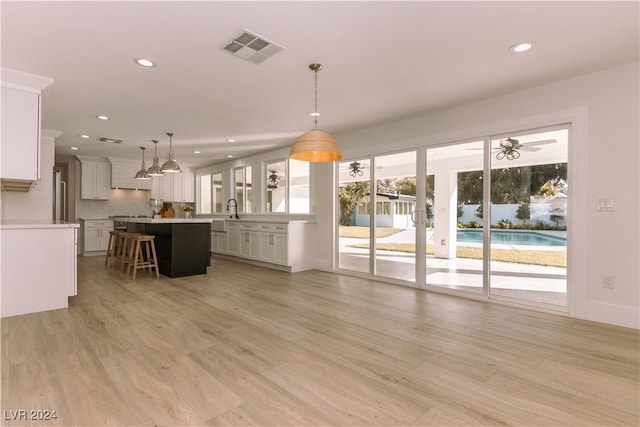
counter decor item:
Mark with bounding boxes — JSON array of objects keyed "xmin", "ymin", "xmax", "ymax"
[
  {"xmin": 159, "ymin": 202, "xmax": 175, "ymax": 218},
  {"xmin": 150, "ymin": 198, "xmax": 163, "ymax": 218},
  {"xmin": 181, "ymin": 204, "xmax": 194, "ymax": 219}
]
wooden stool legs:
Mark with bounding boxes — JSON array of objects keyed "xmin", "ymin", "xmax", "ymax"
[
  {"xmin": 104, "ymin": 231, "xmax": 120, "ymax": 267},
  {"xmin": 127, "ymin": 235, "xmax": 159, "ymax": 280},
  {"xmin": 105, "ymin": 231, "xmax": 159, "ymax": 280}
]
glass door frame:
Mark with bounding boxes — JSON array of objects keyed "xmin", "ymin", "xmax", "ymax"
[{"xmin": 335, "ymin": 123, "xmax": 572, "ymax": 314}]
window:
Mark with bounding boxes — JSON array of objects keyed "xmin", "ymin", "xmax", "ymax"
[
  {"xmin": 266, "ymin": 160, "xmax": 286, "ymax": 213},
  {"xmin": 234, "ymin": 166, "xmax": 252, "ymax": 213},
  {"xmin": 266, "ymin": 158, "xmax": 310, "ymax": 214},
  {"xmin": 197, "ymin": 171, "xmax": 224, "ymax": 214},
  {"xmin": 289, "ymin": 158, "xmax": 310, "ymax": 214},
  {"xmin": 376, "ymin": 201, "xmax": 391, "ymax": 215},
  {"xmin": 396, "ymin": 201, "xmax": 412, "ymax": 215},
  {"xmin": 212, "ymin": 172, "xmax": 223, "ymax": 213}
]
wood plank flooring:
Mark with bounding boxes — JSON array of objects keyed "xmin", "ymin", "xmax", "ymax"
[{"xmin": 2, "ymin": 256, "xmax": 639, "ymax": 426}]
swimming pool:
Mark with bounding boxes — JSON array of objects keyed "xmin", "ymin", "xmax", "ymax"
[{"xmin": 456, "ymin": 229, "xmax": 566, "ymax": 247}]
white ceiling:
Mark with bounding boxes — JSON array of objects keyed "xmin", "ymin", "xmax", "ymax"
[{"xmin": 2, "ymin": 1, "xmax": 638, "ymax": 169}]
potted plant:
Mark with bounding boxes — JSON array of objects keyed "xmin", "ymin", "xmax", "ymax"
[{"xmin": 180, "ymin": 204, "xmax": 194, "ymax": 219}]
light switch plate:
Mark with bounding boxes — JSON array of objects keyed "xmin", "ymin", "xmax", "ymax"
[{"xmin": 596, "ymin": 198, "xmax": 614, "ymax": 211}]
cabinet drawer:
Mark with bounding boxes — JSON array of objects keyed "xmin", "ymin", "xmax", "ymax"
[
  {"xmin": 84, "ymin": 220, "xmax": 114, "ymax": 228},
  {"xmin": 239, "ymin": 223, "xmax": 288, "ymax": 233}
]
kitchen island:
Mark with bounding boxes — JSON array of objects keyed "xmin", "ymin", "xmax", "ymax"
[{"xmin": 125, "ymin": 218, "xmax": 211, "ymax": 278}]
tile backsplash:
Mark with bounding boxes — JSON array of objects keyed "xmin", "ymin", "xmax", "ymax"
[{"xmin": 77, "ymin": 189, "xmax": 156, "ymax": 218}]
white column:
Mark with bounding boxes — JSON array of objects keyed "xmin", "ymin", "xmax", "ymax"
[{"xmin": 434, "ymin": 167, "xmax": 457, "ymax": 259}]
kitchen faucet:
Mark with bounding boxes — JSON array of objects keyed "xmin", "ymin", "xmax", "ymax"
[{"xmin": 226, "ymin": 198, "xmax": 239, "ymax": 219}]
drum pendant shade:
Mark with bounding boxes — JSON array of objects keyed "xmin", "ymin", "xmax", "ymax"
[
  {"xmin": 290, "ymin": 129, "xmax": 341, "ymax": 162},
  {"xmin": 290, "ymin": 63, "xmax": 341, "ymax": 162}
]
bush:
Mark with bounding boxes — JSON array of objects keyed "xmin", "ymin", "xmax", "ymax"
[
  {"xmin": 459, "ymin": 221, "xmax": 482, "ymax": 229},
  {"xmin": 532, "ymin": 221, "xmax": 552, "ymax": 230},
  {"xmin": 494, "ymin": 219, "xmax": 512, "ymax": 229}
]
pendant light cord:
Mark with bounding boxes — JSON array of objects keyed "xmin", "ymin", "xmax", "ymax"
[{"xmin": 314, "ymin": 68, "xmax": 318, "ymax": 129}]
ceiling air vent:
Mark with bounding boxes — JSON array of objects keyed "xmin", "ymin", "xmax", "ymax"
[
  {"xmin": 222, "ymin": 29, "xmax": 285, "ymax": 65},
  {"xmin": 97, "ymin": 137, "xmax": 123, "ymax": 144}
]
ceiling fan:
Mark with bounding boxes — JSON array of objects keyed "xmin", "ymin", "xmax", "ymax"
[
  {"xmin": 267, "ymin": 170, "xmax": 281, "ymax": 189},
  {"xmin": 467, "ymin": 138, "xmax": 556, "ymax": 160},
  {"xmin": 340, "ymin": 160, "xmax": 369, "ymax": 177}
]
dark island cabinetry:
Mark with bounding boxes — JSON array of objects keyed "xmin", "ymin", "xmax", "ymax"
[{"xmin": 126, "ymin": 220, "xmax": 211, "ymax": 278}]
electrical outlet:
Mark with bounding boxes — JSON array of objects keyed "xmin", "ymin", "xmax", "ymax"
[{"xmin": 602, "ymin": 275, "xmax": 615, "ymax": 289}]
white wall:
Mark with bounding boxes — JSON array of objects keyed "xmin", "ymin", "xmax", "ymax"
[{"xmin": 311, "ymin": 62, "xmax": 639, "ymax": 329}]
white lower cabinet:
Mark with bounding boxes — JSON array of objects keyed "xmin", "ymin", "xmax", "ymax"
[
  {"xmin": 211, "ymin": 231, "xmax": 227, "ymax": 254},
  {"xmin": 0, "ymin": 224, "xmax": 78, "ymax": 318},
  {"xmin": 212, "ymin": 220, "xmax": 312, "ymax": 272},
  {"xmin": 226, "ymin": 222, "xmax": 239, "ymax": 255},
  {"xmin": 82, "ymin": 219, "xmax": 113, "ymax": 254}
]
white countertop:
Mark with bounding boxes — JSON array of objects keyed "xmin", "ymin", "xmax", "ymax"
[
  {"xmin": 225, "ymin": 218, "xmax": 315, "ymax": 224},
  {"xmin": 122, "ymin": 218, "xmax": 212, "ymax": 224},
  {"xmin": 0, "ymin": 221, "xmax": 80, "ymax": 229}
]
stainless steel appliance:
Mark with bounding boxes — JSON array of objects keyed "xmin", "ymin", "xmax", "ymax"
[
  {"xmin": 53, "ymin": 170, "xmax": 67, "ymax": 223},
  {"xmin": 108, "ymin": 215, "xmax": 152, "ymax": 231}
]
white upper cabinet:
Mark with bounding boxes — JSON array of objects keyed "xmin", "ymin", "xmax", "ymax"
[
  {"xmin": 108, "ymin": 158, "xmax": 152, "ymax": 190},
  {"xmin": 1, "ymin": 69, "xmax": 53, "ymax": 191},
  {"xmin": 1, "ymin": 86, "xmax": 40, "ymax": 182},
  {"xmin": 149, "ymin": 171, "xmax": 194, "ymax": 202},
  {"xmin": 0, "ymin": 70, "xmax": 54, "ymax": 190},
  {"xmin": 79, "ymin": 159, "xmax": 111, "ymax": 200}
]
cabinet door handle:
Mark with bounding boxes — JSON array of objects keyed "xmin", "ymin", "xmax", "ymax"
[{"xmin": 270, "ymin": 234, "xmax": 274, "ymax": 245}]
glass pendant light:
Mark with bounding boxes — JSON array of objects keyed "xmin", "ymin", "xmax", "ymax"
[
  {"xmin": 134, "ymin": 146, "xmax": 151, "ymax": 180},
  {"xmin": 161, "ymin": 132, "xmax": 181, "ymax": 173},
  {"xmin": 290, "ymin": 63, "xmax": 342, "ymax": 162},
  {"xmin": 147, "ymin": 139, "xmax": 164, "ymax": 177}
]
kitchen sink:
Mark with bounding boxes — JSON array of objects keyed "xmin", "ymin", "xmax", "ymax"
[{"xmin": 211, "ymin": 219, "xmax": 226, "ymax": 232}]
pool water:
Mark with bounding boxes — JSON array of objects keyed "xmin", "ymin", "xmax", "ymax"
[{"xmin": 456, "ymin": 229, "xmax": 566, "ymax": 247}]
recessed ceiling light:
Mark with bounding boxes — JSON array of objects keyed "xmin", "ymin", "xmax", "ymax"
[
  {"xmin": 80, "ymin": 134, "xmax": 90, "ymax": 139},
  {"xmin": 227, "ymin": 154, "xmax": 233, "ymax": 158},
  {"xmin": 135, "ymin": 58, "xmax": 156, "ymax": 67},
  {"xmin": 70, "ymin": 146, "xmax": 79, "ymax": 150},
  {"xmin": 96, "ymin": 115, "xmax": 110, "ymax": 120},
  {"xmin": 226, "ymin": 138, "xmax": 235, "ymax": 143},
  {"xmin": 510, "ymin": 41, "xmax": 534, "ymax": 53},
  {"xmin": 193, "ymin": 150, "xmax": 201, "ymax": 154},
  {"xmin": 309, "ymin": 112, "xmax": 320, "ymax": 117}
]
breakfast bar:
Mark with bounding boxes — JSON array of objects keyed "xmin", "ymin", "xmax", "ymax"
[{"xmin": 125, "ymin": 218, "xmax": 211, "ymax": 278}]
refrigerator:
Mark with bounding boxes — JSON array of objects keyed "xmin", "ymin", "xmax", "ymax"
[{"xmin": 53, "ymin": 170, "xmax": 67, "ymax": 223}]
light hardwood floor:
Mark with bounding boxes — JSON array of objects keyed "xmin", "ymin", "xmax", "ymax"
[{"xmin": 2, "ymin": 256, "xmax": 639, "ymax": 426}]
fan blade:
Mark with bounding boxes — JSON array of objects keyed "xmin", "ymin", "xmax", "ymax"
[{"xmin": 522, "ymin": 138, "xmax": 556, "ymax": 147}]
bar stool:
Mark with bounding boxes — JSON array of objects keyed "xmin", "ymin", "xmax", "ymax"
[
  {"xmin": 126, "ymin": 234, "xmax": 159, "ymax": 280},
  {"xmin": 118, "ymin": 232, "xmax": 140, "ymax": 272},
  {"xmin": 104, "ymin": 230, "xmax": 122, "ymax": 267}
]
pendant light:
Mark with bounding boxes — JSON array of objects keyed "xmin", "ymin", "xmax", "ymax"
[
  {"xmin": 147, "ymin": 139, "xmax": 164, "ymax": 177},
  {"xmin": 290, "ymin": 63, "xmax": 341, "ymax": 162},
  {"xmin": 161, "ymin": 132, "xmax": 181, "ymax": 173},
  {"xmin": 134, "ymin": 146, "xmax": 151, "ymax": 180}
]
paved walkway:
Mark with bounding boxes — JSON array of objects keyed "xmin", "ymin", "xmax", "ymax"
[{"xmin": 338, "ymin": 227, "xmax": 567, "ymax": 307}]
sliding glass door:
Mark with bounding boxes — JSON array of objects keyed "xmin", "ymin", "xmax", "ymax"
[
  {"xmin": 338, "ymin": 158, "xmax": 371, "ymax": 274},
  {"xmin": 425, "ymin": 140, "xmax": 485, "ymax": 293},
  {"xmin": 336, "ymin": 125, "xmax": 568, "ymax": 311},
  {"xmin": 488, "ymin": 128, "xmax": 568, "ymax": 308},
  {"xmin": 373, "ymin": 152, "xmax": 417, "ymax": 282},
  {"xmin": 337, "ymin": 151, "xmax": 417, "ymax": 281}
]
